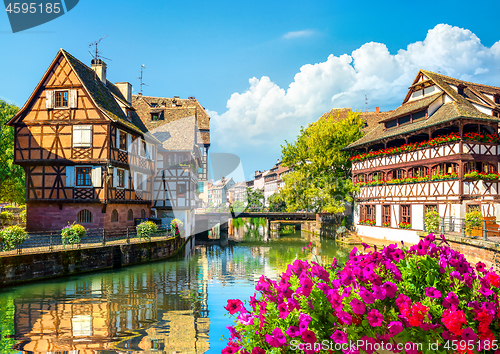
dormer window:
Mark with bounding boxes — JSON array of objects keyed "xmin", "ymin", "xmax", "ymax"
[
  {"xmin": 151, "ymin": 113, "xmax": 160, "ymax": 121},
  {"xmin": 494, "ymin": 95, "xmax": 500, "ymax": 104},
  {"xmin": 126, "ymin": 110, "xmax": 132, "ymax": 121},
  {"xmin": 55, "ymin": 91, "xmax": 68, "ymax": 107},
  {"xmin": 457, "ymin": 84, "xmax": 466, "ymax": 96},
  {"xmin": 151, "ymin": 103, "xmax": 158, "ymax": 108}
]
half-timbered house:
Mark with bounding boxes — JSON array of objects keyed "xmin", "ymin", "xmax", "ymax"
[
  {"xmin": 345, "ymin": 70, "xmax": 500, "ymax": 242},
  {"xmin": 132, "ymin": 94, "xmax": 211, "ymax": 235},
  {"xmin": 8, "ymin": 49, "xmax": 157, "ymax": 231}
]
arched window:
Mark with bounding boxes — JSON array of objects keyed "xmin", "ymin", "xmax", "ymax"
[
  {"xmin": 141, "ymin": 209, "xmax": 146, "ymax": 218},
  {"xmin": 388, "ymin": 169, "xmax": 405, "ymax": 181},
  {"xmin": 369, "ymin": 172, "xmax": 385, "ymax": 182},
  {"xmin": 127, "ymin": 209, "xmax": 133, "ymax": 221},
  {"xmin": 111, "ymin": 209, "xmax": 118, "ymax": 222},
  {"xmin": 77, "ymin": 209, "xmax": 92, "ymax": 223},
  {"xmin": 354, "ymin": 174, "xmax": 367, "ymax": 183},
  {"xmin": 409, "ymin": 167, "xmax": 429, "ymax": 179},
  {"xmin": 432, "ymin": 163, "xmax": 458, "ymax": 176}
]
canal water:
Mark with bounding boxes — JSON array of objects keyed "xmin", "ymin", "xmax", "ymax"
[{"xmin": 0, "ymin": 219, "xmax": 352, "ymax": 354}]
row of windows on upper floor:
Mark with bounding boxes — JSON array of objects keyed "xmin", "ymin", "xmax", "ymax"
[
  {"xmin": 74, "ymin": 125, "xmax": 155, "ymax": 160},
  {"xmin": 77, "ymin": 208, "xmax": 147, "ymax": 223},
  {"xmin": 354, "ymin": 161, "xmax": 497, "ymax": 182},
  {"xmin": 46, "ymin": 89, "xmax": 133, "ymax": 120},
  {"xmin": 67, "ymin": 166, "xmax": 149, "ymax": 190}
]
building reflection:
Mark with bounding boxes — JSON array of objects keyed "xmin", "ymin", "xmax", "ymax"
[{"xmin": 12, "ymin": 241, "xmax": 210, "ymax": 353}]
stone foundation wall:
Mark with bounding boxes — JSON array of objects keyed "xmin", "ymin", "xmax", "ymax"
[
  {"xmin": 0, "ymin": 236, "xmax": 185, "ymax": 287},
  {"xmin": 26, "ymin": 202, "xmax": 151, "ymax": 231}
]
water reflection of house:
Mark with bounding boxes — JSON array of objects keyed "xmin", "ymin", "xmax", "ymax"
[{"xmin": 13, "ymin": 252, "xmax": 210, "ymax": 353}]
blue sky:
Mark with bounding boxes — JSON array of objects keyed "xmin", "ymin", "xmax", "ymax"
[{"xmin": 1, "ymin": 0, "xmax": 500, "ymax": 180}]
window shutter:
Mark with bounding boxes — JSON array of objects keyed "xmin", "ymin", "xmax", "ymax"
[
  {"xmin": 113, "ymin": 167, "xmax": 117, "ymax": 187},
  {"xmin": 133, "ymin": 172, "xmax": 137, "ymax": 190},
  {"xmin": 82, "ymin": 126, "xmax": 92, "ymax": 147},
  {"xmin": 45, "ymin": 90, "xmax": 54, "ymax": 109},
  {"xmin": 92, "ymin": 166, "xmax": 102, "ymax": 187},
  {"xmin": 143, "ymin": 174, "xmax": 147, "ymax": 191},
  {"xmin": 115, "ymin": 129, "xmax": 120, "ymax": 149},
  {"xmin": 66, "ymin": 166, "xmax": 75, "ymax": 187},
  {"xmin": 125, "ymin": 170, "xmax": 129, "ymax": 189},
  {"xmin": 73, "ymin": 127, "xmax": 81, "ymax": 147},
  {"xmin": 69, "ymin": 90, "xmax": 78, "ymax": 108},
  {"xmin": 127, "ymin": 134, "xmax": 132, "ymax": 153}
]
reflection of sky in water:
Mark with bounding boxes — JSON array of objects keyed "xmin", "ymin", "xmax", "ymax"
[{"xmin": 0, "ymin": 221, "xmax": 351, "ymax": 353}]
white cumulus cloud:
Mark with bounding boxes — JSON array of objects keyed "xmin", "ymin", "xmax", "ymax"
[
  {"xmin": 211, "ymin": 24, "xmax": 500, "ymax": 153},
  {"xmin": 283, "ymin": 30, "xmax": 316, "ymax": 39}
]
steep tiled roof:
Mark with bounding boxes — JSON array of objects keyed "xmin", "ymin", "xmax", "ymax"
[
  {"xmin": 345, "ymin": 101, "xmax": 495, "ymax": 149},
  {"xmin": 320, "ymin": 108, "xmax": 390, "ymax": 133},
  {"xmin": 62, "ymin": 50, "xmax": 149, "ymax": 135},
  {"xmin": 152, "ymin": 116, "xmax": 196, "ymax": 152},
  {"xmin": 381, "ymin": 92, "xmax": 443, "ymax": 122},
  {"xmin": 345, "ymin": 70, "xmax": 500, "ymax": 150},
  {"xmin": 132, "ymin": 94, "xmax": 210, "ymax": 145}
]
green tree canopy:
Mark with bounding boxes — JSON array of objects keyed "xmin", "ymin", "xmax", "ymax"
[
  {"xmin": 280, "ymin": 111, "xmax": 364, "ymax": 213},
  {"xmin": 0, "ymin": 100, "xmax": 24, "ymax": 205},
  {"xmin": 245, "ymin": 187, "xmax": 264, "ymax": 211}
]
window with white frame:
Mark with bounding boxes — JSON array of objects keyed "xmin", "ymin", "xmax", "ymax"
[
  {"xmin": 118, "ymin": 130, "xmax": 127, "ymax": 150},
  {"xmin": 73, "ymin": 126, "xmax": 92, "ymax": 148}
]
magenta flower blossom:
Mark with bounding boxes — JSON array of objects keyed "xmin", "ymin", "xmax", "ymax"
[
  {"xmin": 251, "ymin": 348, "xmax": 265, "ymax": 354},
  {"xmin": 381, "ymin": 281, "xmax": 397, "ymax": 298},
  {"xmin": 424, "ymin": 287, "xmax": 442, "ymax": 298},
  {"xmin": 225, "ymin": 299, "xmax": 244, "ymax": 314},
  {"xmin": 388, "ymin": 321, "xmax": 403, "ymax": 337},
  {"xmin": 337, "ymin": 311, "xmax": 352, "ymax": 325},
  {"xmin": 301, "ymin": 329, "xmax": 317, "ymax": 344},
  {"xmin": 366, "ymin": 309, "xmax": 383, "ymax": 326},
  {"xmin": 359, "ymin": 287, "xmax": 375, "ymax": 304},
  {"xmin": 462, "ymin": 327, "xmax": 477, "ymax": 341},
  {"xmin": 331, "ymin": 329, "xmax": 348, "ymax": 343},
  {"xmin": 350, "ymin": 297, "xmax": 366, "ymax": 315},
  {"xmin": 285, "ymin": 325, "xmax": 300, "ymax": 337},
  {"xmin": 264, "ymin": 327, "xmax": 287, "ymax": 347},
  {"xmin": 237, "ymin": 312, "xmax": 254, "ymax": 326},
  {"xmin": 278, "ymin": 303, "xmax": 289, "ymax": 319},
  {"xmin": 372, "ymin": 285, "xmax": 386, "ymax": 300},
  {"xmin": 443, "ymin": 291, "xmax": 459, "ymax": 308},
  {"xmin": 297, "ymin": 276, "xmax": 314, "ymax": 297}
]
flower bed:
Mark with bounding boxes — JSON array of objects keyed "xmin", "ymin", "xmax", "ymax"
[
  {"xmin": 431, "ymin": 172, "xmax": 457, "ymax": 181},
  {"xmin": 382, "ymin": 222, "xmax": 390, "ymax": 227},
  {"xmin": 464, "ymin": 171, "xmax": 500, "ymax": 180},
  {"xmin": 463, "ymin": 132, "xmax": 500, "ymax": 144},
  {"xmin": 359, "ymin": 219, "xmax": 375, "ymax": 226},
  {"xmin": 350, "ymin": 133, "xmax": 460, "ymax": 162},
  {"xmin": 398, "ymin": 221, "xmax": 411, "ymax": 229},
  {"xmin": 223, "ymin": 234, "xmax": 500, "ymax": 354}
]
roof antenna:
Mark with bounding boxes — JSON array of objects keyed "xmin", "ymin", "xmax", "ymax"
[
  {"xmin": 88, "ymin": 35, "xmax": 112, "ymax": 62},
  {"xmin": 137, "ymin": 64, "xmax": 148, "ymax": 95},
  {"xmin": 364, "ymin": 93, "xmax": 370, "ymax": 112}
]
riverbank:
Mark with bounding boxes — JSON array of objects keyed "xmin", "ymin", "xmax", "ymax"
[{"xmin": 0, "ymin": 235, "xmax": 190, "ymax": 287}]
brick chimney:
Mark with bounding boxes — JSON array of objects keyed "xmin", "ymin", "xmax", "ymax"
[
  {"xmin": 376, "ymin": 107, "xmax": 380, "ymax": 113},
  {"xmin": 115, "ymin": 82, "xmax": 132, "ymax": 104},
  {"xmin": 91, "ymin": 59, "xmax": 107, "ymax": 84}
]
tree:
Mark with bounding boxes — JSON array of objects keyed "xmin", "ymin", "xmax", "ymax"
[
  {"xmin": 0, "ymin": 100, "xmax": 24, "ymax": 205},
  {"xmin": 280, "ymin": 111, "xmax": 364, "ymax": 213},
  {"xmin": 245, "ymin": 187, "xmax": 264, "ymax": 211},
  {"xmin": 267, "ymin": 191, "xmax": 287, "ymax": 212}
]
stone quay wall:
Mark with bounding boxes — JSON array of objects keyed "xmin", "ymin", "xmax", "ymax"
[{"xmin": 0, "ymin": 236, "xmax": 187, "ymax": 287}]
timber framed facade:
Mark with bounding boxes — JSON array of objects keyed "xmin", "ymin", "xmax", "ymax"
[
  {"xmin": 345, "ymin": 70, "xmax": 500, "ymax": 242},
  {"xmin": 8, "ymin": 50, "xmax": 157, "ymax": 231}
]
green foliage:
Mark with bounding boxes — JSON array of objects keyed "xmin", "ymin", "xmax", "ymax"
[
  {"xmin": 465, "ymin": 210, "xmax": 482, "ymax": 235},
  {"xmin": 0, "ymin": 100, "xmax": 25, "ymax": 205},
  {"xmin": 170, "ymin": 218, "xmax": 183, "ymax": 236},
  {"xmin": 0, "ymin": 225, "xmax": 28, "ymax": 251},
  {"xmin": 19, "ymin": 210, "xmax": 26, "ymax": 223},
  {"xmin": 0, "ymin": 211, "xmax": 14, "ymax": 226},
  {"xmin": 0, "ymin": 297, "xmax": 17, "ymax": 354},
  {"xmin": 280, "ymin": 111, "xmax": 364, "ymax": 213},
  {"xmin": 61, "ymin": 223, "xmax": 86, "ymax": 246},
  {"xmin": 424, "ymin": 210, "xmax": 440, "ymax": 233},
  {"xmin": 245, "ymin": 187, "xmax": 265, "ymax": 211},
  {"xmin": 137, "ymin": 220, "xmax": 158, "ymax": 240},
  {"xmin": 267, "ymin": 191, "xmax": 287, "ymax": 212},
  {"xmin": 231, "ymin": 200, "xmax": 246, "ymax": 213}
]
